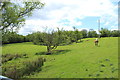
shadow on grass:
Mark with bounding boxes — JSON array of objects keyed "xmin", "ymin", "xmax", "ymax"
[
  {"xmin": 95, "ymin": 45, "xmax": 100, "ymax": 47},
  {"xmin": 76, "ymin": 40, "xmax": 83, "ymax": 43},
  {"xmin": 52, "ymin": 50, "xmax": 71, "ymax": 55},
  {"xmin": 35, "ymin": 50, "xmax": 71, "ymax": 55}
]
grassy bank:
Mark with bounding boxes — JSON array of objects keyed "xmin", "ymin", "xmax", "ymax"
[{"xmin": 2, "ymin": 37, "xmax": 118, "ymax": 78}]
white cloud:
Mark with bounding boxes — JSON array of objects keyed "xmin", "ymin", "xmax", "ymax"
[
  {"xmin": 18, "ymin": 19, "xmax": 74, "ymax": 35},
  {"xmin": 111, "ymin": 26, "xmax": 118, "ymax": 28},
  {"xmin": 18, "ymin": 0, "xmax": 118, "ymax": 35},
  {"xmin": 111, "ymin": 29, "xmax": 120, "ymax": 31},
  {"xmin": 104, "ymin": 22, "xmax": 109, "ymax": 26}
]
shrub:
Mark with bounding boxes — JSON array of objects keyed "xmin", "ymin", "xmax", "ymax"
[
  {"xmin": 2, "ymin": 54, "xmax": 28, "ymax": 63},
  {"xmin": 2, "ymin": 57, "xmax": 45, "ymax": 78}
]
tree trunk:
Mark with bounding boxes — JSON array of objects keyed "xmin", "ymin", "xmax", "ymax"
[{"xmin": 47, "ymin": 46, "xmax": 51, "ymax": 53}]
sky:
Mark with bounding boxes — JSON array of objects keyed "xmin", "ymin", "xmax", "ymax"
[{"xmin": 18, "ymin": 0, "xmax": 119, "ymax": 35}]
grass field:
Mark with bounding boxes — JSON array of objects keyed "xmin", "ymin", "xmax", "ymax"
[{"xmin": 2, "ymin": 37, "xmax": 118, "ymax": 78}]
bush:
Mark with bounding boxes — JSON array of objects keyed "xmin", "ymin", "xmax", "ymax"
[
  {"xmin": 2, "ymin": 57, "xmax": 45, "ymax": 78},
  {"xmin": 2, "ymin": 32, "xmax": 26, "ymax": 44},
  {"xmin": 2, "ymin": 54, "xmax": 28, "ymax": 63},
  {"xmin": 23, "ymin": 57, "xmax": 45, "ymax": 75}
]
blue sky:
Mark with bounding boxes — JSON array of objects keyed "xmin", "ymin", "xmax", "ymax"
[{"xmin": 18, "ymin": 0, "xmax": 119, "ymax": 35}]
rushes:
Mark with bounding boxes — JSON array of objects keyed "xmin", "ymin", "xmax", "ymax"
[
  {"xmin": 2, "ymin": 57, "xmax": 46, "ymax": 78},
  {"xmin": 2, "ymin": 54, "xmax": 28, "ymax": 63}
]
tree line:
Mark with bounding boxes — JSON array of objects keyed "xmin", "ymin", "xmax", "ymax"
[
  {"xmin": 2, "ymin": 31, "xmax": 27, "ymax": 44},
  {"xmin": 2, "ymin": 28, "xmax": 120, "ymax": 53}
]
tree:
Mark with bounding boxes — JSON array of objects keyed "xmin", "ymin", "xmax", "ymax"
[
  {"xmin": 111, "ymin": 30, "xmax": 120, "ymax": 37},
  {"xmin": 73, "ymin": 27, "xmax": 83, "ymax": 43},
  {"xmin": 2, "ymin": 31, "xmax": 25, "ymax": 44},
  {"xmin": 74, "ymin": 29, "xmax": 83, "ymax": 42},
  {"xmin": 31, "ymin": 28, "xmax": 66, "ymax": 54},
  {"xmin": 42, "ymin": 29, "xmax": 65, "ymax": 53},
  {"xmin": 1, "ymin": 1, "xmax": 44, "ymax": 45},
  {"xmin": 0, "ymin": 1, "xmax": 44, "ymax": 33},
  {"xmin": 81, "ymin": 29, "xmax": 87, "ymax": 38},
  {"xmin": 99, "ymin": 28, "xmax": 111, "ymax": 37},
  {"xmin": 88, "ymin": 30, "xmax": 98, "ymax": 38},
  {"xmin": 65, "ymin": 31, "xmax": 75, "ymax": 43}
]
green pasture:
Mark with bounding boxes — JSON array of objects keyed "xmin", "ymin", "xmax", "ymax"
[{"xmin": 2, "ymin": 37, "xmax": 118, "ymax": 78}]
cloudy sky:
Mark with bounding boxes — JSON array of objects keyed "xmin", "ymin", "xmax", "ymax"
[{"xmin": 18, "ymin": 0, "xmax": 119, "ymax": 35}]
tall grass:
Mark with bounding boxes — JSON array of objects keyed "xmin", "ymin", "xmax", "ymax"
[{"xmin": 2, "ymin": 57, "xmax": 46, "ymax": 78}]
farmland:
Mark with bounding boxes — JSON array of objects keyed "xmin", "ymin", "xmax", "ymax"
[{"xmin": 2, "ymin": 37, "xmax": 118, "ymax": 78}]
